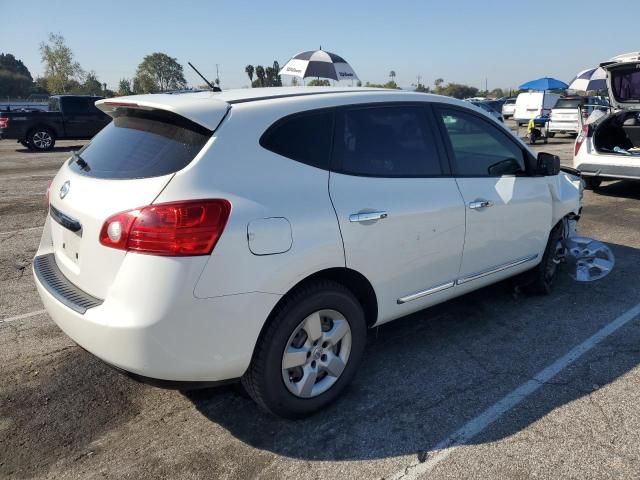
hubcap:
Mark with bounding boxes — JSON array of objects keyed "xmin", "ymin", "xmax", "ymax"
[
  {"xmin": 33, "ymin": 131, "xmax": 52, "ymax": 149},
  {"xmin": 281, "ymin": 309, "xmax": 352, "ymax": 398}
]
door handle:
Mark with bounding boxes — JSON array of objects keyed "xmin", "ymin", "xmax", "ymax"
[
  {"xmin": 469, "ymin": 200, "xmax": 493, "ymax": 210},
  {"xmin": 349, "ymin": 211, "xmax": 388, "ymax": 223}
]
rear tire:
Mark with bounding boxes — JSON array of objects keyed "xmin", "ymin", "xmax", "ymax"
[
  {"xmin": 27, "ymin": 128, "xmax": 55, "ymax": 151},
  {"xmin": 242, "ymin": 280, "xmax": 366, "ymax": 418},
  {"xmin": 522, "ymin": 222, "xmax": 564, "ymax": 295},
  {"xmin": 583, "ymin": 177, "xmax": 602, "ymax": 190}
]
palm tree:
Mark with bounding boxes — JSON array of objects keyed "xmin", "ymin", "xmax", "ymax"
[
  {"xmin": 245, "ymin": 65, "xmax": 254, "ymax": 86},
  {"xmin": 389, "ymin": 70, "xmax": 396, "ymax": 83},
  {"xmin": 255, "ymin": 65, "xmax": 265, "ymax": 87}
]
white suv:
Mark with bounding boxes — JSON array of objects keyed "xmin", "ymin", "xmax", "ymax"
[
  {"xmin": 574, "ymin": 53, "xmax": 640, "ymax": 189},
  {"xmin": 34, "ymin": 87, "xmax": 582, "ymax": 418}
]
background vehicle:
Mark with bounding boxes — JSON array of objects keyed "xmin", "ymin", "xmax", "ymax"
[
  {"xmin": 514, "ymin": 91, "xmax": 561, "ymax": 126},
  {"xmin": 0, "ymin": 95, "xmax": 110, "ymax": 150},
  {"xmin": 33, "ymin": 88, "xmax": 582, "ymax": 418},
  {"xmin": 501, "ymin": 97, "xmax": 516, "ymax": 118},
  {"xmin": 573, "ymin": 54, "xmax": 640, "ymax": 189},
  {"xmin": 548, "ymin": 96, "xmax": 604, "ymax": 137},
  {"xmin": 469, "ymin": 100, "xmax": 504, "ymax": 122}
]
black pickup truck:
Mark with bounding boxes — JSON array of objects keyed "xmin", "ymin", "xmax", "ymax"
[{"xmin": 0, "ymin": 95, "xmax": 111, "ymax": 151}]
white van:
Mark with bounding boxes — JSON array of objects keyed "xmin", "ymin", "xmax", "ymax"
[{"xmin": 514, "ymin": 92, "xmax": 561, "ymax": 125}]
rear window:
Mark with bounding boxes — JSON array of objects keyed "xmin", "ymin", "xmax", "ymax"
[
  {"xmin": 554, "ymin": 98, "xmax": 584, "ymax": 109},
  {"xmin": 504, "ymin": 98, "xmax": 516, "ymax": 105},
  {"xmin": 68, "ymin": 108, "xmax": 211, "ymax": 179},
  {"xmin": 611, "ymin": 67, "xmax": 640, "ymax": 103}
]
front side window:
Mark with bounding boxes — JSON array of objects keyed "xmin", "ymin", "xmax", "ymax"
[
  {"xmin": 438, "ymin": 108, "xmax": 524, "ymax": 176},
  {"xmin": 63, "ymin": 97, "xmax": 91, "ymax": 115},
  {"xmin": 332, "ymin": 105, "xmax": 442, "ymax": 177}
]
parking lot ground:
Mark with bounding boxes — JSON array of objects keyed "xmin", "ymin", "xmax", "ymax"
[{"xmin": 1, "ymin": 128, "xmax": 640, "ymax": 480}]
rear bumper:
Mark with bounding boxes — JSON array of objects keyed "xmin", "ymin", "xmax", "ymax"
[
  {"xmin": 575, "ymin": 162, "xmax": 640, "ymax": 180},
  {"xmin": 33, "ymin": 252, "xmax": 282, "ymax": 382},
  {"xmin": 548, "ymin": 120, "xmax": 579, "ymax": 133}
]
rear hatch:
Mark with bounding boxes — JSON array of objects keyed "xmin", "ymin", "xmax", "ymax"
[
  {"xmin": 550, "ymin": 98, "xmax": 582, "ymax": 122},
  {"xmin": 47, "ymin": 95, "xmax": 228, "ymax": 299},
  {"xmin": 603, "ymin": 60, "xmax": 640, "ymax": 111}
]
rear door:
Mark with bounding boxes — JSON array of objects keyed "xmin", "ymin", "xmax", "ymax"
[
  {"xmin": 47, "ymin": 106, "xmax": 214, "ymax": 299},
  {"xmin": 433, "ymin": 105, "xmax": 551, "ymax": 285},
  {"xmin": 61, "ymin": 97, "xmax": 109, "ymax": 138},
  {"xmin": 329, "ymin": 103, "xmax": 466, "ymax": 322}
]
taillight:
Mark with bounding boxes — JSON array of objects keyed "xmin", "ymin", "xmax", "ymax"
[
  {"xmin": 99, "ymin": 199, "xmax": 231, "ymax": 256},
  {"xmin": 574, "ymin": 124, "xmax": 590, "ymax": 156},
  {"xmin": 0, "ymin": 117, "xmax": 9, "ymax": 129}
]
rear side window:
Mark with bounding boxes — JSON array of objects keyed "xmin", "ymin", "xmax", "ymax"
[
  {"xmin": 68, "ymin": 108, "xmax": 211, "ymax": 179},
  {"xmin": 332, "ymin": 105, "xmax": 443, "ymax": 177},
  {"xmin": 64, "ymin": 97, "xmax": 91, "ymax": 115},
  {"xmin": 260, "ymin": 110, "xmax": 333, "ymax": 170}
]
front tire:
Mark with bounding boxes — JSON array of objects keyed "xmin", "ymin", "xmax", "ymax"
[
  {"xmin": 522, "ymin": 222, "xmax": 564, "ymax": 295},
  {"xmin": 27, "ymin": 128, "xmax": 55, "ymax": 151},
  {"xmin": 583, "ymin": 177, "xmax": 602, "ymax": 190},
  {"xmin": 242, "ymin": 281, "xmax": 367, "ymax": 418}
]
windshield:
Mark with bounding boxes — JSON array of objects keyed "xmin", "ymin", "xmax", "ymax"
[
  {"xmin": 611, "ymin": 67, "xmax": 640, "ymax": 103},
  {"xmin": 68, "ymin": 108, "xmax": 211, "ymax": 179}
]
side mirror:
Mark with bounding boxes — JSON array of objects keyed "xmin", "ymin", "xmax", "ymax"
[{"xmin": 536, "ymin": 152, "xmax": 560, "ymax": 176}]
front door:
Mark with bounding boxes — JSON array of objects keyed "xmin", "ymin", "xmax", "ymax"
[
  {"xmin": 434, "ymin": 105, "xmax": 552, "ymax": 284},
  {"xmin": 329, "ymin": 104, "xmax": 466, "ymax": 323}
]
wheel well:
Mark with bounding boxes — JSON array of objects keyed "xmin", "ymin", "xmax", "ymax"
[
  {"xmin": 271, "ymin": 268, "xmax": 378, "ymax": 328},
  {"xmin": 27, "ymin": 124, "xmax": 57, "ymax": 140}
]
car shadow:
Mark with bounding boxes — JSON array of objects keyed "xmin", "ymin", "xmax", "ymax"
[
  {"xmin": 592, "ymin": 180, "xmax": 640, "ymax": 200},
  {"xmin": 15, "ymin": 145, "xmax": 85, "ymax": 154},
  {"xmin": 185, "ymin": 242, "xmax": 640, "ymax": 462}
]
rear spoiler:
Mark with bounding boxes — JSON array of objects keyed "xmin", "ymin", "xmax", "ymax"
[{"xmin": 95, "ymin": 93, "xmax": 231, "ymax": 131}]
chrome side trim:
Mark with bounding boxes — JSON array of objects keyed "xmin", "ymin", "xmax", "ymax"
[
  {"xmin": 397, "ymin": 281, "xmax": 455, "ymax": 305},
  {"xmin": 457, "ymin": 254, "xmax": 539, "ymax": 285}
]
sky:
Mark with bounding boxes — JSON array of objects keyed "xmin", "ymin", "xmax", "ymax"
[{"xmin": 1, "ymin": 0, "xmax": 640, "ymax": 92}]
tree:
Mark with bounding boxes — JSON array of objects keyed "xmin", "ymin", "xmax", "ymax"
[
  {"xmin": 81, "ymin": 71, "xmax": 103, "ymax": 95},
  {"xmin": 39, "ymin": 33, "xmax": 84, "ymax": 93},
  {"xmin": 307, "ymin": 79, "xmax": 331, "ymax": 86},
  {"xmin": 291, "ymin": 76, "xmax": 299, "ymax": 86},
  {"xmin": 389, "ymin": 70, "xmax": 396, "ymax": 83},
  {"xmin": 356, "ymin": 80, "xmax": 362, "ymax": 87},
  {"xmin": 134, "ymin": 52, "xmax": 186, "ymax": 93},
  {"xmin": 255, "ymin": 65, "xmax": 265, "ymax": 87},
  {"xmin": 490, "ymin": 87, "xmax": 505, "ymax": 99},
  {"xmin": 245, "ymin": 65, "xmax": 254, "ymax": 85},
  {"xmin": 434, "ymin": 78, "xmax": 444, "ymax": 88},
  {"xmin": 414, "ymin": 83, "xmax": 430, "ymax": 93},
  {"xmin": 272, "ymin": 61, "xmax": 282, "ymax": 87},
  {"xmin": 364, "ymin": 80, "xmax": 399, "ymax": 89},
  {"xmin": 0, "ymin": 53, "xmax": 34, "ymax": 97}
]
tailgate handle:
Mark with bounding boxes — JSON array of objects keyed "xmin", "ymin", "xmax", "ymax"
[{"xmin": 49, "ymin": 205, "xmax": 82, "ymax": 234}]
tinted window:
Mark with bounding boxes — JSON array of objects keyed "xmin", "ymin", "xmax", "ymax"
[
  {"xmin": 554, "ymin": 98, "xmax": 585, "ymax": 109},
  {"xmin": 260, "ymin": 110, "xmax": 333, "ymax": 170},
  {"xmin": 438, "ymin": 108, "xmax": 524, "ymax": 176},
  {"xmin": 48, "ymin": 97, "xmax": 60, "ymax": 112},
  {"xmin": 333, "ymin": 105, "xmax": 442, "ymax": 177},
  {"xmin": 68, "ymin": 108, "xmax": 211, "ymax": 179},
  {"xmin": 611, "ymin": 67, "xmax": 640, "ymax": 102}
]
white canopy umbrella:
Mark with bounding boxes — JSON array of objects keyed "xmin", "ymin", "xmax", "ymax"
[
  {"xmin": 279, "ymin": 48, "xmax": 359, "ymax": 82},
  {"xmin": 567, "ymin": 67, "xmax": 607, "ymax": 92}
]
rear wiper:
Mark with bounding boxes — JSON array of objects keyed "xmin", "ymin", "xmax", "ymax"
[{"xmin": 72, "ymin": 151, "xmax": 90, "ymax": 172}]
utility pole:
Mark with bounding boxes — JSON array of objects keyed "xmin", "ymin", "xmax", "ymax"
[{"xmin": 215, "ymin": 64, "xmax": 221, "ymax": 87}]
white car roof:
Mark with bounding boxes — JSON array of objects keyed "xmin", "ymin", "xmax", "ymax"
[{"xmin": 96, "ymin": 87, "xmax": 470, "ymax": 130}]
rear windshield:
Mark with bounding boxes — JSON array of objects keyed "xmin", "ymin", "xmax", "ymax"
[
  {"xmin": 68, "ymin": 108, "xmax": 211, "ymax": 179},
  {"xmin": 504, "ymin": 99, "xmax": 516, "ymax": 105},
  {"xmin": 611, "ymin": 67, "xmax": 640, "ymax": 103},
  {"xmin": 554, "ymin": 98, "xmax": 584, "ymax": 109}
]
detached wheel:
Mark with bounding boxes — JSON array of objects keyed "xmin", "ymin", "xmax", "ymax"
[
  {"xmin": 522, "ymin": 222, "xmax": 564, "ymax": 295},
  {"xmin": 28, "ymin": 128, "xmax": 55, "ymax": 151},
  {"xmin": 583, "ymin": 177, "xmax": 602, "ymax": 190},
  {"xmin": 242, "ymin": 281, "xmax": 366, "ymax": 418}
]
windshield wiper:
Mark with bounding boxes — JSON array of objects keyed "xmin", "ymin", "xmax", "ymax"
[{"xmin": 72, "ymin": 151, "xmax": 90, "ymax": 172}]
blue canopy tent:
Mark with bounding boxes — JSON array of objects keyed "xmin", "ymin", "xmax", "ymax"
[{"xmin": 518, "ymin": 77, "xmax": 569, "ymax": 133}]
